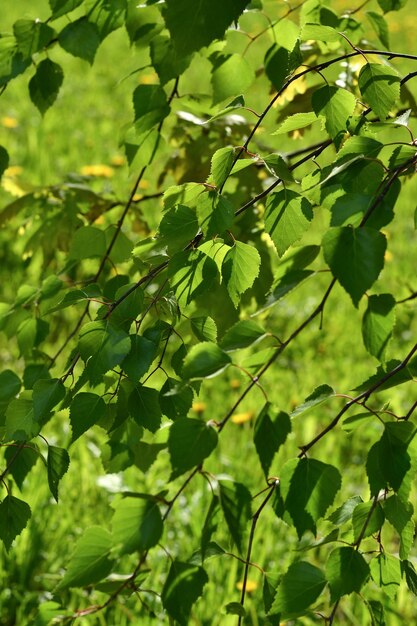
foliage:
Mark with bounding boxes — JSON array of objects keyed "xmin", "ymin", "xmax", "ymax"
[{"xmin": 0, "ymin": 0, "xmax": 417, "ymax": 624}]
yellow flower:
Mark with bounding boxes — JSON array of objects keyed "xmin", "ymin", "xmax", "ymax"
[
  {"xmin": 231, "ymin": 411, "xmax": 254, "ymax": 425},
  {"xmin": 1, "ymin": 116, "xmax": 18, "ymax": 128},
  {"xmin": 385, "ymin": 249, "xmax": 393, "ymax": 262},
  {"xmin": 236, "ymin": 579, "xmax": 258, "ymax": 592},
  {"xmin": 110, "ymin": 155, "xmax": 126, "ymax": 167},
  {"xmin": 139, "ymin": 179, "xmax": 149, "ymax": 190},
  {"xmin": 80, "ymin": 164, "xmax": 114, "ymax": 178},
  {"xmin": 230, "ymin": 379, "xmax": 241, "ymax": 390},
  {"xmin": 139, "ymin": 72, "xmax": 159, "ymax": 85},
  {"xmin": 192, "ymin": 402, "xmax": 207, "ymax": 414},
  {"xmin": 4, "ymin": 166, "xmax": 23, "ymax": 177}
]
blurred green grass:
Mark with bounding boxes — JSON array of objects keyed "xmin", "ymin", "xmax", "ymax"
[{"xmin": 1, "ymin": 1, "xmax": 417, "ymax": 624}]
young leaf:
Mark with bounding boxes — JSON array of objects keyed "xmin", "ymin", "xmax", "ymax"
[
  {"xmin": 182, "ymin": 342, "xmax": 231, "ymax": 379},
  {"xmin": 196, "ymin": 191, "xmax": 234, "ymax": 237},
  {"xmin": 270, "ymin": 561, "xmax": 327, "ymax": 618},
  {"xmin": 33, "ymin": 379, "xmax": 65, "ymax": 426},
  {"xmin": 59, "ymin": 17, "xmax": 101, "ymax": 64},
  {"xmin": 47, "ymin": 446, "xmax": 70, "ymax": 501},
  {"xmin": 0, "ymin": 495, "xmax": 31, "ymax": 551},
  {"xmin": 290, "ymin": 384, "xmax": 335, "ymax": 418},
  {"xmin": 265, "ymin": 190, "xmax": 313, "ymax": 257},
  {"xmin": 273, "ymin": 111, "xmax": 318, "ymax": 135},
  {"xmin": 132, "ymin": 84, "xmax": 170, "ymax": 135},
  {"xmin": 220, "ymin": 320, "xmax": 266, "ymax": 351},
  {"xmin": 312, "ymin": 85, "xmax": 356, "ymax": 147},
  {"xmin": 383, "ymin": 494, "xmax": 414, "ymax": 559},
  {"xmin": 358, "ymin": 63, "xmax": 400, "ymax": 120},
  {"xmin": 163, "ymin": 0, "xmax": 248, "ymax": 57},
  {"xmin": 254, "ymin": 404, "xmax": 291, "ymax": 478},
  {"xmin": 326, "ymin": 547, "xmax": 370, "ymax": 601},
  {"xmin": 70, "ymin": 393, "xmax": 106, "ymax": 443},
  {"xmin": 122, "ymin": 335, "xmax": 158, "ymax": 381},
  {"xmin": 111, "ymin": 496, "xmax": 163, "ymax": 554},
  {"xmin": 222, "ymin": 241, "xmax": 261, "ymax": 307},
  {"xmin": 218, "ymin": 480, "xmax": 252, "ymax": 552},
  {"xmin": 128, "ymin": 384, "xmax": 162, "ymax": 432},
  {"xmin": 191, "ymin": 316, "xmax": 218, "ymax": 343},
  {"xmin": 210, "ymin": 147, "xmax": 235, "ymax": 188},
  {"xmin": 78, "ymin": 321, "xmax": 131, "ymax": 384},
  {"xmin": 279, "ymin": 458, "xmax": 342, "ymax": 538},
  {"xmin": 29, "ymin": 59, "xmax": 64, "ymax": 116},
  {"xmin": 301, "ymin": 23, "xmax": 341, "ymax": 42},
  {"xmin": 352, "ymin": 501, "xmax": 385, "ymax": 542},
  {"xmin": 362, "ymin": 293, "xmax": 396, "ymax": 362},
  {"xmin": 58, "ymin": 526, "xmax": 114, "ymax": 589},
  {"xmin": 13, "ymin": 19, "xmax": 56, "ymax": 58},
  {"xmin": 323, "ymin": 226, "xmax": 386, "ymax": 307},
  {"xmin": 211, "ymin": 53, "xmax": 255, "ymax": 104},
  {"xmin": 370, "ymin": 553, "xmax": 402, "ymax": 599},
  {"xmin": 168, "ymin": 418, "xmax": 218, "ymax": 478},
  {"xmin": 162, "ymin": 560, "xmax": 208, "ymax": 626},
  {"xmin": 5, "ymin": 445, "xmax": 39, "ymax": 489},
  {"xmin": 159, "ymin": 204, "xmax": 199, "ymax": 255},
  {"xmin": 263, "ymin": 154, "xmax": 294, "ymax": 182}
]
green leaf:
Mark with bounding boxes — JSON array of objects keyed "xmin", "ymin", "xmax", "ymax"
[
  {"xmin": 263, "ymin": 154, "xmax": 294, "ymax": 182},
  {"xmin": 0, "ymin": 495, "xmax": 31, "ymax": 551},
  {"xmin": 218, "ymin": 480, "xmax": 252, "ymax": 552},
  {"xmin": 366, "ymin": 11, "xmax": 390, "ymax": 48},
  {"xmin": 128, "ymin": 384, "xmax": 162, "ymax": 432},
  {"xmin": 150, "ymin": 34, "xmax": 192, "ymax": 85},
  {"xmin": 162, "ymin": 560, "xmax": 208, "ymax": 626},
  {"xmin": 302, "ymin": 23, "xmax": 341, "ymax": 42},
  {"xmin": 254, "ymin": 404, "xmax": 291, "ymax": 477},
  {"xmin": 312, "ymin": 86, "xmax": 356, "ymax": 147},
  {"xmin": 191, "ymin": 316, "xmax": 218, "ymax": 343},
  {"xmin": 326, "ymin": 547, "xmax": 370, "ymax": 601},
  {"xmin": 13, "ymin": 20, "xmax": 55, "ymax": 58},
  {"xmin": 290, "ymin": 384, "xmax": 335, "ymax": 418},
  {"xmin": 33, "ymin": 379, "xmax": 65, "ymax": 426},
  {"xmin": 220, "ymin": 320, "xmax": 266, "ymax": 351},
  {"xmin": 279, "ymin": 458, "xmax": 342, "ymax": 538},
  {"xmin": 122, "ymin": 335, "xmax": 158, "ymax": 381},
  {"xmin": 4, "ymin": 396, "xmax": 37, "ymax": 442},
  {"xmin": 377, "ymin": 0, "xmax": 408, "ymax": 12},
  {"xmin": 69, "ymin": 226, "xmax": 106, "ymax": 259},
  {"xmin": 33, "ymin": 602, "xmax": 67, "ymax": 625},
  {"xmin": 17, "ymin": 318, "xmax": 49, "ymax": 356},
  {"xmin": 5, "ymin": 445, "xmax": 39, "ymax": 489},
  {"xmin": 0, "ymin": 145, "xmax": 9, "ymax": 180},
  {"xmin": 225, "ymin": 602, "xmax": 246, "ymax": 617},
  {"xmin": 160, "ymin": 378, "xmax": 194, "ymax": 421},
  {"xmin": 328, "ymin": 496, "xmax": 363, "ymax": 526},
  {"xmin": 352, "ymin": 501, "xmax": 385, "ymax": 542},
  {"xmin": 112, "ymin": 496, "xmax": 163, "ymax": 554},
  {"xmin": 133, "ymin": 84, "xmax": 170, "ymax": 134},
  {"xmin": 29, "ymin": 59, "xmax": 64, "ymax": 116},
  {"xmin": 125, "ymin": 2, "xmax": 163, "ymax": 46},
  {"xmin": 109, "ymin": 284, "xmax": 144, "ymax": 331},
  {"xmin": 0, "ymin": 369, "xmax": 21, "ymax": 402},
  {"xmin": 0, "ymin": 36, "xmax": 30, "ymax": 87},
  {"xmin": 367, "ymin": 600, "xmax": 385, "ymax": 626},
  {"xmin": 270, "ymin": 561, "xmax": 327, "ymax": 618},
  {"xmin": 222, "ymin": 241, "xmax": 261, "ymax": 307},
  {"xmin": 383, "ymin": 494, "xmax": 414, "ymax": 559},
  {"xmin": 59, "ymin": 17, "xmax": 101, "ymax": 64},
  {"xmin": 362, "ymin": 294, "xmax": 395, "ymax": 362},
  {"xmin": 211, "ymin": 53, "xmax": 255, "ymax": 104},
  {"xmin": 366, "ymin": 421, "xmax": 417, "ymax": 501},
  {"xmin": 49, "ymin": 0, "xmax": 84, "ymax": 19},
  {"xmin": 168, "ymin": 250, "xmax": 218, "ymax": 306},
  {"xmin": 210, "ymin": 147, "xmax": 235, "ymax": 189},
  {"xmin": 159, "ymin": 204, "xmax": 199, "ymax": 255},
  {"xmin": 70, "ymin": 393, "xmax": 106, "ymax": 443},
  {"xmin": 323, "ymin": 226, "xmax": 386, "ymax": 307},
  {"xmin": 196, "ymin": 191, "xmax": 234, "ymax": 237},
  {"xmin": 58, "ymin": 526, "xmax": 113, "ymax": 589},
  {"xmin": 182, "ymin": 342, "xmax": 231, "ymax": 379},
  {"xmin": 169, "ymin": 418, "xmax": 218, "ymax": 478},
  {"xmin": 358, "ymin": 63, "xmax": 400, "ymax": 121},
  {"xmin": 370, "ymin": 553, "xmax": 401, "ymax": 599},
  {"xmin": 264, "ymin": 44, "xmax": 290, "ymax": 92},
  {"xmin": 273, "ymin": 111, "xmax": 318, "ymax": 135},
  {"xmin": 163, "ymin": 0, "xmax": 248, "ymax": 57},
  {"xmin": 47, "ymin": 446, "xmax": 70, "ymax": 502},
  {"xmin": 87, "ymin": 0, "xmax": 127, "ymax": 41},
  {"xmin": 265, "ymin": 190, "xmax": 313, "ymax": 257},
  {"xmin": 402, "ymin": 560, "xmax": 417, "ymax": 596},
  {"xmin": 78, "ymin": 321, "xmax": 131, "ymax": 384}
]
